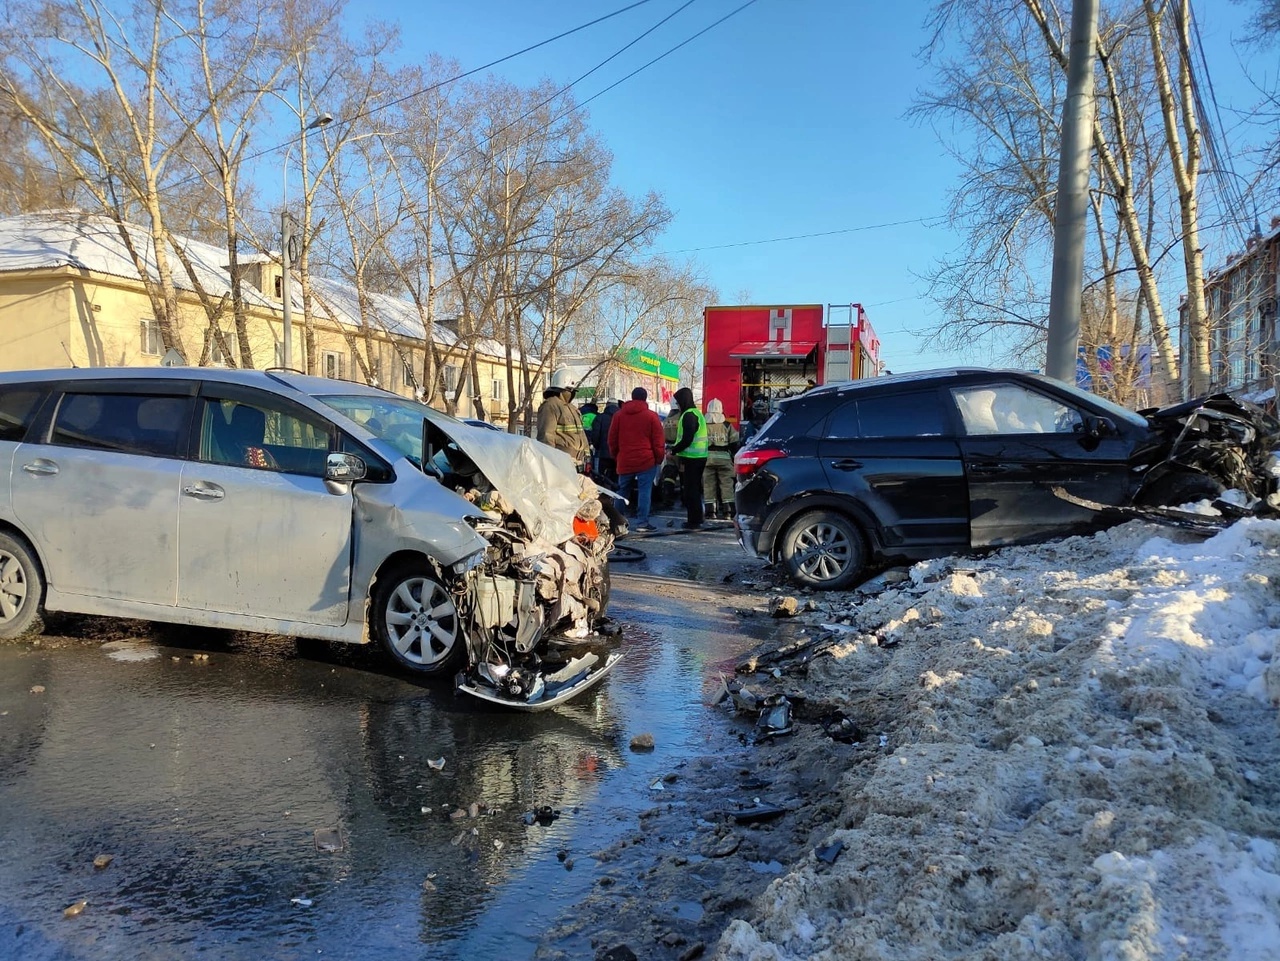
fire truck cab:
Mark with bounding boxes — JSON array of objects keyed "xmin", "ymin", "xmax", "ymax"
[{"xmin": 702, "ymin": 303, "xmax": 880, "ymax": 425}]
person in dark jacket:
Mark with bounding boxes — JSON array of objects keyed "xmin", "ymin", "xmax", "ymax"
[
  {"xmin": 607, "ymin": 388, "xmax": 665, "ymax": 532},
  {"xmin": 668, "ymin": 386, "xmax": 708, "ymax": 530},
  {"xmin": 588, "ymin": 399, "xmax": 620, "ymax": 486},
  {"xmin": 536, "ymin": 387, "xmax": 589, "ymax": 468}
]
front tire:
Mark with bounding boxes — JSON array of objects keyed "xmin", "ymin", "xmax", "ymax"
[
  {"xmin": 778, "ymin": 510, "xmax": 866, "ymax": 591},
  {"xmin": 372, "ymin": 565, "xmax": 464, "ymax": 675},
  {"xmin": 0, "ymin": 532, "xmax": 44, "ymax": 640}
]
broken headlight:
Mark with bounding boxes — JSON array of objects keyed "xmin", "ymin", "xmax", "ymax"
[{"xmin": 451, "ymin": 550, "xmax": 485, "ymax": 576}]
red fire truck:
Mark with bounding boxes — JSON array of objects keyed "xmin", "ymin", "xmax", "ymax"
[{"xmin": 702, "ymin": 303, "xmax": 881, "ymax": 425}]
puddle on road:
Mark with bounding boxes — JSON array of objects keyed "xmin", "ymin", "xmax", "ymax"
[{"xmin": 0, "ymin": 559, "xmax": 789, "ymax": 961}]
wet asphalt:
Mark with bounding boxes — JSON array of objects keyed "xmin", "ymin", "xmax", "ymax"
[{"xmin": 0, "ymin": 515, "xmax": 790, "ymax": 960}]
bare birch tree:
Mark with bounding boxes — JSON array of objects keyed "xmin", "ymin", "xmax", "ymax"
[
  {"xmin": 0, "ymin": 0, "xmax": 216, "ymax": 359},
  {"xmin": 920, "ymin": 0, "xmax": 1217, "ymax": 401}
]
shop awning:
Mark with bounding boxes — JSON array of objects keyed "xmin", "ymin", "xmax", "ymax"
[{"xmin": 728, "ymin": 341, "xmax": 818, "ymax": 359}]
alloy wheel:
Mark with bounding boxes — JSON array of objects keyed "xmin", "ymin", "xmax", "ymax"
[
  {"xmin": 383, "ymin": 575, "xmax": 460, "ymax": 669},
  {"xmin": 0, "ymin": 549, "xmax": 29, "ymax": 625},
  {"xmin": 792, "ymin": 522, "xmax": 854, "ymax": 583}
]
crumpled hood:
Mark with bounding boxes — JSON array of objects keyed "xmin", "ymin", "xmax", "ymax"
[
  {"xmin": 1143, "ymin": 393, "xmax": 1280, "ymax": 446},
  {"xmin": 442, "ymin": 423, "xmax": 583, "ymax": 546}
]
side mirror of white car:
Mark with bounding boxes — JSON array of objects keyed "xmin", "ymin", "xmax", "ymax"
[{"xmin": 326, "ymin": 452, "xmax": 367, "ymax": 483}]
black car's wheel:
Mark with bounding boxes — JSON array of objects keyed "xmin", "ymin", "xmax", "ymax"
[
  {"xmin": 1134, "ymin": 471, "xmax": 1225, "ymax": 508},
  {"xmin": 778, "ymin": 510, "xmax": 866, "ymax": 590},
  {"xmin": 0, "ymin": 532, "xmax": 44, "ymax": 640},
  {"xmin": 372, "ymin": 565, "xmax": 465, "ymax": 675}
]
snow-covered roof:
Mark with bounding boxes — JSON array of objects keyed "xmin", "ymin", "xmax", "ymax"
[
  {"xmin": 0, "ymin": 209, "xmax": 275, "ymax": 307},
  {"xmin": 0, "ymin": 211, "xmax": 519, "ymax": 360}
]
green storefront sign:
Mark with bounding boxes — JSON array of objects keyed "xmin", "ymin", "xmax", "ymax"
[{"xmin": 619, "ymin": 347, "xmax": 679, "ymax": 382}]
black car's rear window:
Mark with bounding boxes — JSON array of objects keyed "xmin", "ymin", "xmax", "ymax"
[
  {"xmin": 0, "ymin": 387, "xmax": 45, "ymax": 443},
  {"xmin": 824, "ymin": 389, "xmax": 948, "ymax": 438}
]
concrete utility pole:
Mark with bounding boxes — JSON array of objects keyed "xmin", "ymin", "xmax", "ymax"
[{"xmin": 1045, "ymin": 0, "xmax": 1101, "ymax": 384}]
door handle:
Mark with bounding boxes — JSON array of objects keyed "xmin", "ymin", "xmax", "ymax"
[
  {"xmin": 22, "ymin": 460, "xmax": 59, "ymax": 476},
  {"xmin": 969, "ymin": 464, "xmax": 1010, "ymax": 476},
  {"xmin": 183, "ymin": 483, "xmax": 225, "ymax": 501},
  {"xmin": 829, "ymin": 459, "xmax": 863, "ymax": 471}
]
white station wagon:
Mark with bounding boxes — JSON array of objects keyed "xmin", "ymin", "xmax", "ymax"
[{"xmin": 0, "ymin": 368, "xmax": 618, "ymax": 710}]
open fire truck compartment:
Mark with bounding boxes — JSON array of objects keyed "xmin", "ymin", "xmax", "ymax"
[{"xmin": 702, "ymin": 304, "xmax": 881, "ymax": 425}]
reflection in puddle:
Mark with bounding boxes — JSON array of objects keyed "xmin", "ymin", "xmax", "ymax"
[{"xmin": 100, "ymin": 639, "xmax": 160, "ymax": 661}]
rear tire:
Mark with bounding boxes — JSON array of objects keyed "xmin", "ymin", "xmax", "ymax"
[
  {"xmin": 778, "ymin": 510, "xmax": 866, "ymax": 591},
  {"xmin": 1135, "ymin": 471, "xmax": 1225, "ymax": 508},
  {"xmin": 0, "ymin": 532, "xmax": 44, "ymax": 640},
  {"xmin": 372, "ymin": 565, "xmax": 465, "ymax": 676}
]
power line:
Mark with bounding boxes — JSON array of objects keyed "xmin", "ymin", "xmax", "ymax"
[
  {"xmin": 660, "ymin": 216, "xmax": 938, "ymax": 254},
  {"xmin": 348, "ymin": 0, "xmax": 663, "ymax": 128},
  {"xmin": 172, "ymin": 0, "xmax": 663, "ymax": 192},
  {"xmin": 1186, "ymin": 3, "xmax": 1255, "ymax": 243},
  {"xmin": 572, "ymin": 0, "xmax": 759, "ymax": 112},
  {"xmin": 307, "ymin": 0, "xmax": 757, "ymax": 224}
]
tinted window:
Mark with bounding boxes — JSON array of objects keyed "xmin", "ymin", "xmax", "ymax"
[
  {"xmin": 51, "ymin": 392, "xmax": 189, "ymax": 457},
  {"xmin": 760, "ymin": 401, "xmax": 829, "ymax": 441},
  {"xmin": 825, "ymin": 390, "xmax": 947, "ymax": 438},
  {"xmin": 197, "ymin": 397, "xmax": 331, "ymax": 475},
  {"xmin": 0, "ymin": 388, "xmax": 43, "ymax": 442}
]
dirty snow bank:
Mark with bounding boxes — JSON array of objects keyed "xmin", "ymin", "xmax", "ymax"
[{"xmin": 718, "ymin": 519, "xmax": 1280, "ymax": 961}]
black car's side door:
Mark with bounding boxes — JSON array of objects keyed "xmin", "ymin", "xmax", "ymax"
[
  {"xmin": 816, "ymin": 388, "xmax": 968, "ymax": 551},
  {"xmin": 952, "ymin": 382, "xmax": 1135, "ymax": 547}
]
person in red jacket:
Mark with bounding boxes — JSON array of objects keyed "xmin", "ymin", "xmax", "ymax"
[{"xmin": 608, "ymin": 387, "xmax": 665, "ymax": 532}]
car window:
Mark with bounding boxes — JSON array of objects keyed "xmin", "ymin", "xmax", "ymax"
[
  {"xmin": 50, "ymin": 392, "xmax": 189, "ymax": 457},
  {"xmin": 824, "ymin": 390, "xmax": 947, "ymax": 438},
  {"xmin": 0, "ymin": 387, "xmax": 44, "ymax": 442},
  {"xmin": 196, "ymin": 397, "xmax": 331, "ymax": 475},
  {"xmin": 953, "ymin": 384, "xmax": 1083, "ymax": 435}
]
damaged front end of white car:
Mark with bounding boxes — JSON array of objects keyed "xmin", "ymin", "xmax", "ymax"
[
  {"xmin": 448, "ymin": 477, "xmax": 621, "ymax": 712},
  {"xmin": 332, "ymin": 399, "xmax": 621, "ymax": 711}
]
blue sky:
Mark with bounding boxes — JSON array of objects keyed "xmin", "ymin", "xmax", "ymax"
[{"xmin": 349, "ymin": 0, "xmax": 1271, "ymax": 374}]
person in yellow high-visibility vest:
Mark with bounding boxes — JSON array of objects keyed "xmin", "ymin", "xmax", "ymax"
[{"xmin": 668, "ymin": 386, "xmax": 708, "ymax": 530}]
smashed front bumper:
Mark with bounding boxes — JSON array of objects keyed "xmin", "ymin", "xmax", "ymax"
[{"xmin": 456, "ymin": 651, "xmax": 623, "ymax": 712}]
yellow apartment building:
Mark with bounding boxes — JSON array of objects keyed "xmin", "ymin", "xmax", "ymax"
[{"xmin": 0, "ymin": 211, "xmax": 537, "ymax": 426}]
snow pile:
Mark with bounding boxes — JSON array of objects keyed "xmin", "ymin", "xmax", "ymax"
[{"xmin": 718, "ymin": 520, "xmax": 1280, "ymax": 961}]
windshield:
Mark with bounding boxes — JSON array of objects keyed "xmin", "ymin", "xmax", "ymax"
[{"xmin": 318, "ymin": 394, "xmax": 463, "ymax": 464}]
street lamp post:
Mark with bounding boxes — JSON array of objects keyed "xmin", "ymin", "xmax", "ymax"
[{"xmin": 281, "ymin": 112, "xmax": 333, "ymax": 371}]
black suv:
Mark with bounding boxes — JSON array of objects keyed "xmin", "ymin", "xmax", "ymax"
[{"xmin": 734, "ymin": 368, "xmax": 1280, "ymax": 590}]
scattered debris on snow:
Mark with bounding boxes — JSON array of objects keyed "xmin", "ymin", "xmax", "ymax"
[{"xmin": 716, "ymin": 518, "xmax": 1280, "ymax": 961}]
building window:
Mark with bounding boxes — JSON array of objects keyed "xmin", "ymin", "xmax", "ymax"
[
  {"xmin": 368, "ymin": 357, "xmax": 382, "ymax": 386},
  {"xmin": 491, "ymin": 378, "xmax": 504, "ymax": 401},
  {"xmin": 140, "ymin": 319, "xmax": 163, "ymax": 356},
  {"xmin": 322, "ymin": 351, "xmax": 344, "ymax": 380},
  {"xmin": 401, "ymin": 357, "xmax": 415, "ymax": 389},
  {"xmin": 205, "ymin": 329, "xmax": 232, "ymax": 366},
  {"xmin": 274, "ymin": 274, "xmax": 283, "ymax": 300},
  {"xmin": 274, "ymin": 343, "xmax": 285, "ymax": 368},
  {"xmin": 443, "ymin": 365, "xmax": 458, "ymax": 393}
]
